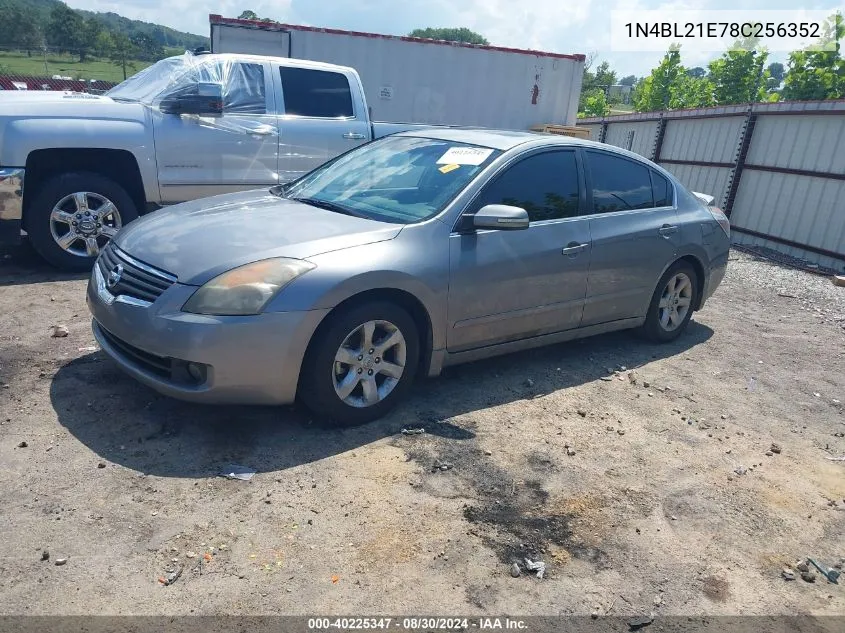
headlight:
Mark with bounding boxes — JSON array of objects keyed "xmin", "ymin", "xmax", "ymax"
[{"xmin": 182, "ymin": 257, "xmax": 315, "ymax": 316}]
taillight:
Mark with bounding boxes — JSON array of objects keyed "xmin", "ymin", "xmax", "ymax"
[{"xmin": 708, "ymin": 206, "xmax": 730, "ymax": 239}]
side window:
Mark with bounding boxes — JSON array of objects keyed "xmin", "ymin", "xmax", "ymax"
[
  {"xmin": 164, "ymin": 61, "xmax": 266, "ymax": 114},
  {"xmin": 472, "ymin": 151, "xmax": 580, "ymax": 223},
  {"xmin": 223, "ymin": 62, "xmax": 266, "ymax": 114},
  {"xmin": 651, "ymin": 170, "xmax": 673, "ymax": 207},
  {"xmin": 587, "ymin": 151, "xmax": 654, "ymax": 213},
  {"xmin": 279, "ymin": 67, "xmax": 354, "ymax": 118}
]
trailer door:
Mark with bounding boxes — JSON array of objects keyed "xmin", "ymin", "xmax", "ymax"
[{"xmin": 274, "ymin": 64, "xmax": 370, "ymax": 182}]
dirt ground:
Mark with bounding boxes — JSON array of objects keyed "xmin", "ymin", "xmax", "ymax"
[{"xmin": 0, "ymin": 244, "xmax": 843, "ymax": 618}]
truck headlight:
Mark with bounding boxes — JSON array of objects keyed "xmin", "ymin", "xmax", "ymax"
[{"xmin": 182, "ymin": 258, "xmax": 315, "ymax": 316}]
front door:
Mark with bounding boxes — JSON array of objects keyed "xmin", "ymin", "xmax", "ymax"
[
  {"xmin": 153, "ymin": 59, "xmax": 279, "ymax": 203},
  {"xmin": 274, "ymin": 65, "xmax": 370, "ymax": 183},
  {"xmin": 447, "ymin": 149, "xmax": 591, "ymax": 352},
  {"xmin": 581, "ymin": 149, "xmax": 681, "ymax": 326}
]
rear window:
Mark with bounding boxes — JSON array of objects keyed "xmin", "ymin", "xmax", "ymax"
[
  {"xmin": 586, "ymin": 151, "xmax": 654, "ymax": 213},
  {"xmin": 279, "ymin": 67, "xmax": 354, "ymax": 118},
  {"xmin": 651, "ymin": 170, "xmax": 673, "ymax": 207}
]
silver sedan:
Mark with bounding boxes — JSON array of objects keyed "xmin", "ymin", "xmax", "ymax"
[{"xmin": 87, "ymin": 129, "xmax": 730, "ymax": 424}]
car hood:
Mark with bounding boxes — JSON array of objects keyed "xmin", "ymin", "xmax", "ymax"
[{"xmin": 114, "ymin": 189, "xmax": 403, "ymax": 285}]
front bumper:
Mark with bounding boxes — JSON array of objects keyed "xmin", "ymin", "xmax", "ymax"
[
  {"xmin": 87, "ymin": 264, "xmax": 330, "ymax": 405},
  {"xmin": 0, "ymin": 168, "xmax": 24, "ymax": 246}
]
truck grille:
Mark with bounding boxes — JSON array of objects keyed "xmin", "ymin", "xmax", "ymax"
[{"xmin": 97, "ymin": 244, "xmax": 177, "ymax": 303}]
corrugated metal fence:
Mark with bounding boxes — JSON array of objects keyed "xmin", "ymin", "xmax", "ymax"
[{"xmin": 577, "ymin": 101, "xmax": 845, "ymax": 270}]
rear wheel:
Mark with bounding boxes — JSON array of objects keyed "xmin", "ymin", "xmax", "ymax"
[
  {"xmin": 640, "ymin": 262, "xmax": 698, "ymax": 342},
  {"xmin": 299, "ymin": 302, "xmax": 420, "ymax": 426},
  {"xmin": 27, "ymin": 172, "xmax": 138, "ymax": 271}
]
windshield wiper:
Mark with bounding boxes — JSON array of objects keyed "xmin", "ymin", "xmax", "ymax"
[{"xmin": 290, "ymin": 197, "xmax": 367, "ymax": 218}]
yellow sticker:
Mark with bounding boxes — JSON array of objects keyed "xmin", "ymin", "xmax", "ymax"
[{"xmin": 439, "ymin": 163, "xmax": 460, "ymax": 174}]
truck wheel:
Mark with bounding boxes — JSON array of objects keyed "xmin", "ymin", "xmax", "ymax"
[
  {"xmin": 27, "ymin": 172, "xmax": 138, "ymax": 271},
  {"xmin": 299, "ymin": 302, "xmax": 420, "ymax": 426}
]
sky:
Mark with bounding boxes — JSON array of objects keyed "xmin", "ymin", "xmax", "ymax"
[{"xmin": 65, "ymin": 0, "xmax": 844, "ymax": 77}]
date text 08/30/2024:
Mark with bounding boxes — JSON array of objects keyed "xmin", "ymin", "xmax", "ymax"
[{"xmin": 307, "ymin": 618, "xmax": 529, "ymax": 630}]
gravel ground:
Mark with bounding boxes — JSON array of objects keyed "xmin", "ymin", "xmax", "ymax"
[{"xmin": 0, "ymin": 245, "xmax": 844, "ymax": 617}]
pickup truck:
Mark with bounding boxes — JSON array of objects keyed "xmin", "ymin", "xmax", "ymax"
[{"xmin": 0, "ymin": 51, "xmax": 438, "ymax": 270}]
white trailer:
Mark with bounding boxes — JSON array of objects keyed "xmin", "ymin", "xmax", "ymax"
[{"xmin": 209, "ymin": 14, "xmax": 585, "ymax": 129}]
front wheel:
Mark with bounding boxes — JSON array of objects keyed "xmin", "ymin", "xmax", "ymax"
[
  {"xmin": 640, "ymin": 262, "xmax": 698, "ymax": 342},
  {"xmin": 299, "ymin": 302, "xmax": 420, "ymax": 426},
  {"xmin": 26, "ymin": 172, "xmax": 138, "ymax": 271}
]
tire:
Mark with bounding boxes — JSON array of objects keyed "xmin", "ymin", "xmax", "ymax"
[
  {"xmin": 640, "ymin": 261, "xmax": 698, "ymax": 342},
  {"xmin": 26, "ymin": 172, "xmax": 139, "ymax": 272},
  {"xmin": 299, "ymin": 301, "xmax": 420, "ymax": 426}
]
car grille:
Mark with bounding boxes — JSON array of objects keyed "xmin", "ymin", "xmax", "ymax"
[
  {"xmin": 95, "ymin": 322, "xmax": 172, "ymax": 379},
  {"xmin": 97, "ymin": 244, "xmax": 177, "ymax": 303}
]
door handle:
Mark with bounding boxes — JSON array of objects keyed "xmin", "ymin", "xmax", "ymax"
[
  {"xmin": 659, "ymin": 224, "xmax": 678, "ymax": 237},
  {"xmin": 342, "ymin": 132, "xmax": 366, "ymax": 140},
  {"xmin": 561, "ymin": 242, "xmax": 589, "ymax": 256},
  {"xmin": 246, "ymin": 125, "xmax": 277, "ymax": 136}
]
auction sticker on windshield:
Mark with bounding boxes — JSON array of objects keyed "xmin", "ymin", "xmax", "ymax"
[{"xmin": 437, "ymin": 147, "xmax": 494, "ymax": 165}]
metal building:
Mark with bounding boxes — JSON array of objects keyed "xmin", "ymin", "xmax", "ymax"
[{"xmin": 209, "ymin": 14, "xmax": 585, "ymax": 128}]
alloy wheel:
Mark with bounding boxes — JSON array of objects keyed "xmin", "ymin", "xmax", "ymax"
[
  {"xmin": 49, "ymin": 191, "xmax": 122, "ymax": 258},
  {"xmin": 658, "ymin": 272, "xmax": 693, "ymax": 332},
  {"xmin": 332, "ymin": 319, "xmax": 407, "ymax": 408}
]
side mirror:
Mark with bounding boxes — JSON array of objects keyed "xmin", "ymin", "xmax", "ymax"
[
  {"xmin": 469, "ymin": 204, "xmax": 530, "ymax": 231},
  {"xmin": 160, "ymin": 82, "xmax": 224, "ymax": 116}
]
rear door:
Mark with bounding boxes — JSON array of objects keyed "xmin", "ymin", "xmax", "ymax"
[
  {"xmin": 153, "ymin": 59, "xmax": 279, "ymax": 202},
  {"xmin": 447, "ymin": 149, "xmax": 591, "ymax": 352},
  {"xmin": 581, "ymin": 149, "xmax": 681, "ymax": 326},
  {"xmin": 274, "ymin": 65, "xmax": 370, "ymax": 182}
]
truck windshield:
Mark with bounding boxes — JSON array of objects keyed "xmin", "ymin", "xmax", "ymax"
[
  {"xmin": 284, "ymin": 136, "xmax": 501, "ymax": 224},
  {"xmin": 105, "ymin": 55, "xmax": 196, "ymax": 104}
]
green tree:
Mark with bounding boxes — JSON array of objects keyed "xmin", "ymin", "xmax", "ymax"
[
  {"xmin": 238, "ymin": 10, "xmax": 258, "ymax": 20},
  {"xmin": 132, "ymin": 32, "xmax": 164, "ymax": 61},
  {"xmin": 408, "ymin": 27, "xmax": 489, "ymax": 45},
  {"xmin": 0, "ymin": 1, "xmax": 42, "ymax": 54},
  {"xmin": 93, "ymin": 30, "xmax": 114, "ymax": 58},
  {"xmin": 632, "ymin": 46, "xmax": 714, "ymax": 111},
  {"xmin": 782, "ymin": 12, "xmax": 844, "ymax": 100},
  {"xmin": 632, "ymin": 46, "xmax": 683, "ymax": 111},
  {"xmin": 578, "ymin": 89, "xmax": 610, "ymax": 118},
  {"xmin": 686, "ymin": 66, "xmax": 706, "ymax": 78},
  {"xmin": 619, "ymin": 74, "xmax": 637, "ymax": 86},
  {"xmin": 110, "ymin": 33, "xmax": 139, "ymax": 81},
  {"xmin": 766, "ymin": 62, "xmax": 784, "ymax": 91},
  {"xmin": 707, "ymin": 43, "xmax": 769, "ymax": 105},
  {"xmin": 46, "ymin": 4, "xmax": 85, "ymax": 59},
  {"xmin": 80, "ymin": 18, "xmax": 104, "ymax": 62},
  {"xmin": 579, "ymin": 57, "xmax": 619, "ymax": 109},
  {"xmin": 767, "ymin": 62, "xmax": 785, "ymax": 83}
]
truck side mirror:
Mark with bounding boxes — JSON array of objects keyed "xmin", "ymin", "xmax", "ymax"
[{"xmin": 160, "ymin": 82, "xmax": 224, "ymax": 116}]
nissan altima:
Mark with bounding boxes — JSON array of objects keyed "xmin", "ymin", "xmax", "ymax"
[{"xmin": 87, "ymin": 129, "xmax": 730, "ymax": 425}]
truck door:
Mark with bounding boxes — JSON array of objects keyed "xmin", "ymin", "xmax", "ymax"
[
  {"xmin": 273, "ymin": 64, "xmax": 370, "ymax": 182},
  {"xmin": 153, "ymin": 58, "xmax": 280, "ymax": 202}
]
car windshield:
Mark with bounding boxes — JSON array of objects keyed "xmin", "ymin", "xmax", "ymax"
[
  {"xmin": 283, "ymin": 135, "xmax": 501, "ymax": 224},
  {"xmin": 105, "ymin": 54, "xmax": 197, "ymax": 104}
]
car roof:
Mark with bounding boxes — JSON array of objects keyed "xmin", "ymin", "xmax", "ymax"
[
  {"xmin": 397, "ymin": 127, "xmax": 606, "ymax": 152},
  {"xmin": 396, "ymin": 127, "xmax": 672, "ymax": 175}
]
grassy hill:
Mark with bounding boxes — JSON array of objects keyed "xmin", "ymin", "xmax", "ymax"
[
  {"xmin": 22, "ymin": 0, "xmax": 208, "ymax": 50},
  {"xmin": 0, "ymin": 50, "xmax": 158, "ymax": 83},
  {"xmin": 0, "ymin": 0, "xmax": 207, "ymax": 83}
]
